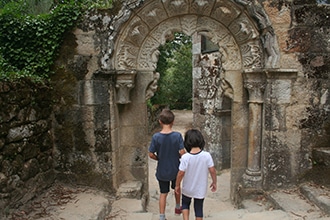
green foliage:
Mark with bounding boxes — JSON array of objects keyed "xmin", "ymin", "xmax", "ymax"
[
  {"xmin": 0, "ymin": 55, "xmax": 42, "ymax": 81},
  {"xmin": 151, "ymin": 33, "xmax": 192, "ymax": 110},
  {"xmin": 0, "ymin": 0, "xmax": 13, "ymax": 9},
  {"xmin": 0, "ymin": 0, "xmax": 114, "ymax": 81},
  {"xmin": 0, "ymin": 0, "xmax": 82, "ymax": 80}
]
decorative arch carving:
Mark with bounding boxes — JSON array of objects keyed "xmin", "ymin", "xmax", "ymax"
[{"xmin": 111, "ymin": 0, "xmax": 278, "ymax": 73}]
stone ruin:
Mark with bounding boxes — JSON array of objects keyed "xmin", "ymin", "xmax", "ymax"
[{"xmin": 1, "ymin": 0, "xmax": 330, "ymax": 216}]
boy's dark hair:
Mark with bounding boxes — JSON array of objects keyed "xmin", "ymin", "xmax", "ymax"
[
  {"xmin": 159, "ymin": 108, "xmax": 175, "ymax": 125},
  {"xmin": 184, "ymin": 129, "xmax": 205, "ymax": 153}
]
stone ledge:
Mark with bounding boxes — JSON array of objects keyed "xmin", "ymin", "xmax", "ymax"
[
  {"xmin": 116, "ymin": 181, "xmax": 143, "ymax": 199},
  {"xmin": 313, "ymin": 148, "xmax": 330, "ymax": 167},
  {"xmin": 268, "ymin": 187, "xmax": 326, "ymax": 219},
  {"xmin": 300, "ymin": 183, "xmax": 330, "ymax": 216}
]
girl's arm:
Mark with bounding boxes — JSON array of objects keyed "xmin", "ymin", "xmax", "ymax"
[
  {"xmin": 209, "ymin": 166, "xmax": 217, "ymax": 192},
  {"xmin": 175, "ymin": 170, "xmax": 185, "ymax": 194}
]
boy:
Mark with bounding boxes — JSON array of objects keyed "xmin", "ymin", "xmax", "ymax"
[
  {"xmin": 149, "ymin": 109, "xmax": 186, "ymax": 220},
  {"xmin": 175, "ymin": 129, "xmax": 217, "ymax": 220}
]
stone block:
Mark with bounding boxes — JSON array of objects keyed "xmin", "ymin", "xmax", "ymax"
[
  {"xmin": 313, "ymin": 148, "xmax": 330, "ymax": 167},
  {"xmin": 117, "ymin": 181, "xmax": 143, "ymax": 199}
]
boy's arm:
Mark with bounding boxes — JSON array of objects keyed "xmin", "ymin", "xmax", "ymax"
[
  {"xmin": 175, "ymin": 170, "xmax": 185, "ymax": 194},
  {"xmin": 148, "ymin": 152, "xmax": 158, "ymax": 161},
  {"xmin": 179, "ymin": 148, "xmax": 186, "ymax": 157},
  {"xmin": 209, "ymin": 166, "xmax": 217, "ymax": 192}
]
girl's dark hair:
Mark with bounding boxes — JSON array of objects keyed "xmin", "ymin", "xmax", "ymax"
[
  {"xmin": 159, "ymin": 108, "xmax": 175, "ymax": 125},
  {"xmin": 184, "ymin": 129, "xmax": 205, "ymax": 153}
]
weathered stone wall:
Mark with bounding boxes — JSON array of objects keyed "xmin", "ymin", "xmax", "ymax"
[
  {"xmin": 50, "ymin": 26, "xmax": 115, "ymax": 193},
  {"xmin": 0, "ymin": 79, "xmax": 55, "ymax": 217},
  {"xmin": 289, "ymin": 1, "xmax": 330, "ymax": 149},
  {"xmin": 1, "ymin": 0, "xmax": 330, "ymax": 214},
  {"xmin": 260, "ymin": 0, "xmax": 330, "ymax": 190}
]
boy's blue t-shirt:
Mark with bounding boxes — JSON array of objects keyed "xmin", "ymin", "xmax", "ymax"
[{"xmin": 149, "ymin": 131, "xmax": 184, "ymax": 181}]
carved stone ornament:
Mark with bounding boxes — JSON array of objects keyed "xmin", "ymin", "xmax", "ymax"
[
  {"xmin": 243, "ymin": 70, "xmax": 266, "ymax": 103},
  {"xmin": 115, "ymin": 70, "xmax": 137, "ymax": 104},
  {"xmin": 111, "ymin": 0, "xmax": 279, "ymax": 72},
  {"xmin": 146, "ymin": 72, "xmax": 160, "ymax": 100},
  {"xmin": 198, "ymin": 54, "xmax": 223, "ymax": 99}
]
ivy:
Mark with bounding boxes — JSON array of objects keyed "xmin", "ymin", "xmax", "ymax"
[
  {"xmin": 0, "ymin": 1, "xmax": 82, "ymax": 80},
  {"xmin": 0, "ymin": 0, "xmax": 114, "ymax": 81}
]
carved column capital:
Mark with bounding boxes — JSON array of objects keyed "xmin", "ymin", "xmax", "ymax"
[
  {"xmin": 243, "ymin": 70, "xmax": 266, "ymax": 103},
  {"xmin": 115, "ymin": 70, "xmax": 137, "ymax": 104}
]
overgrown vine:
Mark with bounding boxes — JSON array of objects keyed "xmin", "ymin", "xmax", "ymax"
[{"xmin": 0, "ymin": 0, "xmax": 114, "ymax": 81}]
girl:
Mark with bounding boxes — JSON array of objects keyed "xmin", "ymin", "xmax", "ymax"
[{"xmin": 175, "ymin": 129, "xmax": 217, "ymax": 220}]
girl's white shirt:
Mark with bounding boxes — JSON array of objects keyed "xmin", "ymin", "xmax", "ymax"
[{"xmin": 179, "ymin": 150, "xmax": 214, "ymax": 199}]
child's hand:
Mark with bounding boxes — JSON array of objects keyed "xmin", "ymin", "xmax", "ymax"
[
  {"xmin": 175, "ymin": 186, "xmax": 181, "ymax": 195},
  {"xmin": 210, "ymin": 182, "xmax": 217, "ymax": 192}
]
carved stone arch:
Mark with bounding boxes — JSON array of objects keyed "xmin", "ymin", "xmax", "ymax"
[
  {"xmin": 108, "ymin": 0, "xmax": 282, "ymax": 200},
  {"xmin": 111, "ymin": 0, "xmax": 280, "ymax": 73}
]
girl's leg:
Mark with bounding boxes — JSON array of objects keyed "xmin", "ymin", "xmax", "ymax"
[
  {"xmin": 193, "ymin": 198, "xmax": 205, "ymax": 220},
  {"xmin": 182, "ymin": 209, "xmax": 190, "ymax": 220},
  {"xmin": 181, "ymin": 194, "xmax": 192, "ymax": 220}
]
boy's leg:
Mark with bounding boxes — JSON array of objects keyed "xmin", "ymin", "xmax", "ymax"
[
  {"xmin": 193, "ymin": 198, "xmax": 205, "ymax": 220},
  {"xmin": 158, "ymin": 180, "xmax": 170, "ymax": 220},
  {"xmin": 181, "ymin": 194, "xmax": 192, "ymax": 220},
  {"xmin": 171, "ymin": 179, "xmax": 181, "ymax": 215},
  {"xmin": 159, "ymin": 193, "xmax": 168, "ymax": 214}
]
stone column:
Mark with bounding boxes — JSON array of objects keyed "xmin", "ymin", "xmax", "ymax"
[{"xmin": 242, "ymin": 70, "xmax": 266, "ymax": 188}]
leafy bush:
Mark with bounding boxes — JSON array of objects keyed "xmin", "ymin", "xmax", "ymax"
[
  {"xmin": 151, "ymin": 33, "xmax": 193, "ymax": 110},
  {"xmin": 0, "ymin": 0, "xmax": 82, "ymax": 80},
  {"xmin": 0, "ymin": 0, "xmax": 114, "ymax": 81}
]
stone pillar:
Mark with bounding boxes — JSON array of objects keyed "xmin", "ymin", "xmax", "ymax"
[{"xmin": 242, "ymin": 70, "xmax": 266, "ymax": 188}]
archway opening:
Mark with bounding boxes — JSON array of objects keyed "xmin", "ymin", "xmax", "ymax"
[
  {"xmin": 146, "ymin": 32, "xmax": 233, "ymax": 214},
  {"xmin": 148, "ymin": 32, "xmax": 193, "ymax": 111}
]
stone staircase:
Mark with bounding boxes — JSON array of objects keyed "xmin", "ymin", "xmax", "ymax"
[
  {"xmin": 7, "ymin": 148, "xmax": 329, "ymax": 220},
  {"xmin": 109, "ymin": 150, "xmax": 330, "ymax": 219},
  {"xmin": 6, "ymin": 176, "xmax": 330, "ymax": 220},
  {"xmin": 108, "ymin": 180, "xmax": 330, "ymax": 220},
  {"xmin": 268, "ymin": 183, "xmax": 330, "ymax": 220},
  {"xmin": 109, "ymin": 186, "xmax": 330, "ymax": 220}
]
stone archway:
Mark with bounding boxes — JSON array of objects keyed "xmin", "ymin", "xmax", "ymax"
[{"xmin": 106, "ymin": 0, "xmax": 281, "ymax": 201}]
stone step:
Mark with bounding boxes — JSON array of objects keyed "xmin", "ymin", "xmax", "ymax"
[
  {"xmin": 300, "ymin": 183, "xmax": 330, "ymax": 216},
  {"xmin": 116, "ymin": 181, "xmax": 143, "ymax": 199},
  {"xmin": 147, "ymin": 198, "xmax": 291, "ymax": 220},
  {"xmin": 206, "ymin": 209, "xmax": 291, "ymax": 220},
  {"xmin": 269, "ymin": 187, "xmax": 329, "ymax": 220},
  {"xmin": 150, "ymin": 209, "xmax": 291, "ymax": 220},
  {"xmin": 111, "ymin": 212, "xmax": 153, "ymax": 220},
  {"xmin": 313, "ymin": 148, "xmax": 330, "ymax": 167},
  {"xmin": 108, "ymin": 198, "xmax": 151, "ymax": 220}
]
